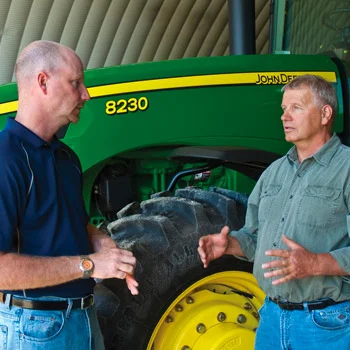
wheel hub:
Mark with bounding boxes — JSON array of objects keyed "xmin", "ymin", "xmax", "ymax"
[{"xmin": 147, "ymin": 271, "xmax": 265, "ymax": 350}]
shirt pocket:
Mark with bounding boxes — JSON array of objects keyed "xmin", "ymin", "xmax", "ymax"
[
  {"xmin": 297, "ymin": 186, "xmax": 341, "ymax": 228},
  {"xmin": 258, "ymin": 185, "xmax": 282, "ymax": 223}
]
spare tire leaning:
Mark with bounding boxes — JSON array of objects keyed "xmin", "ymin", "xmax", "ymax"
[{"xmin": 94, "ymin": 187, "xmax": 264, "ymax": 350}]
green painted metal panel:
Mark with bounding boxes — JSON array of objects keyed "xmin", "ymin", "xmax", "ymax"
[
  {"xmin": 66, "ymin": 54, "xmax": 341, "ymax": 171},
  {"xmin": 0, "ymin": 53, "xmax": 344, "ymax": 217}
]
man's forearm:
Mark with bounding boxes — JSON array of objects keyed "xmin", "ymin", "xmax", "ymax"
[
  {"xmin": 87, "ymin": 223, "xmax": 116, "ymax": 252},
  {"xmin": 0, "ymin": 253, "xmax": 81, "ymax": 290},
  {"xmin": 226, "ymin": 236, "xmax": 245, "ymax": 257},
  {"xmin": 314, "ymin": 253, "xmax": 348, "ymax": 276}
]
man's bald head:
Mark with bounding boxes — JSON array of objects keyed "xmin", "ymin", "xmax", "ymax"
[
  {"xmin": 13, "ymin": 40, "xmax": 89, "ymax": 140},
  {"xmin": 15, "ymin": 40, "xmax": 75, "ymax": 88}
]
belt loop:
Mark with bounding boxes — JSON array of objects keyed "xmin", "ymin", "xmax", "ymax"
[
  {"xmin": 303, "ymin": 302, "xmax": 309, "ymax": 313},
  {"xmin": 5, "ymin": 294, "xmax": 12, "ymax": 310},
  {"xmin": 66, "ymin": 299, "xmax": 73, "ymax": 319}
]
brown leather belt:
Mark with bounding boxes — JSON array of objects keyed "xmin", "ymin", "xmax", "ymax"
[
  {"xmin": 0, "ymin": 292, "xmax": 94, "ymax": 310},
  {"xmin": 269, "ymin": 297, "xmax": 344, "ymax": 311}
]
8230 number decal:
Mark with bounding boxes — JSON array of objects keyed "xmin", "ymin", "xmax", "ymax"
[{"xmin": 105, "ymin": 97, "xmax": 149, "ymax": 115}]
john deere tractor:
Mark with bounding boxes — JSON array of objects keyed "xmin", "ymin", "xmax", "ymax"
[{"xmin": 0, "ymin": 1, "xmax": 348, "ymax": 349}]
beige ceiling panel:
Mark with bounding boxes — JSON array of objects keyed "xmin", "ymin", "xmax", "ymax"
[
  {"xmin": 105, "ymin": 0, "xmax": 147, "ymax": 66},
  {"xmin": 75, "ymin": 0, "xmax": 111, "ymax": 67},
  {"xmin": 184, "ymin": 0, "xmax": 226, "ymax": 57},
  {"xmin": 256, "ymin": 0, "xmax": 269, "ymax": 13},
  {"xmin": 88, "ymin": 0, "xmax": 129, "ymax": 68},
  {"xmin": 19, "ymin": 0, "xmax": 54, "ymax": 49},
  {"xmin": 0, "ymin": 0, "xmax": 12, "ymax": 35},
  {"xmin": 0, "ymin": 0, "xmax": 11, "ymax": 27},
  {"xmin": 41, "ymin": 0, "xmax": 74, "ymax": 42},
  {"xmin": 0, "ymin": 0, "xmax": 271, "ymax": 84},
  {"xmin": 211, "ymin": 22, "xmax": 229, "ymax": 57},
  {"xmin": 0, "ymin": 0, "xmax": 33, "ymax": 84},
  {"xmin": 257, "ymin": 19, "xmax": 269, "ymax": 54},
  {"xmin": 169, "ymin": 0, "xmax": 212, "ymax": 59},
  {"xmin": 60, "ymin": 0, "xmax": 93, "ymax": 52},
  {"xmin": 197, "ymin": 3, "xmax": 227, "ymax": 57},
  {"xmin": 153, "ymin": 0, "xmax": 197, "ymax": 61},
  {"xmin": 256, "ymin": 0, "xmax": 270, "ymax": 54},
  {"xmin": 122, "ymin": 0, "xmax": 164, "ymax": 64},
  {"xmin": 138, "ymin": 0, "xmax": 179, "ymax": 62},
  {"xmin": 12, "ymin": 0, "xmax": 55, "ymax": 81}
]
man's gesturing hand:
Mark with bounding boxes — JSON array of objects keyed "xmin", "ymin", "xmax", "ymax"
[
  {"xmin": 91, "ymin": 247, "xmax": 139, "ymax": 294},
  {"xmin": 262, "ymin": 235, "xmax": 317, "ymax": 285},
  {"xmin": 198, "ymin": 226, "xmax": 230, "ymax": 268},
  {"xmin": 126, "ymin": 273, "xmax": 139, "ymax": 295}
]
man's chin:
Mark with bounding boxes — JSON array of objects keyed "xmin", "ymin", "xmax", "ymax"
[
  {"xmin": 69, "ymin": 113, "xmax": 80, "ymax": 124},
  {"xmin": 284, "ymin": 133, "xmax": 296, "ymax": 143}
]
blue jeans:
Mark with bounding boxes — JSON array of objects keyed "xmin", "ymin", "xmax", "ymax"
[
  {"xmin": 0, "ymin": 295, "xmax": 104, "ymax": 350},
  {"xmin": 255, "ymin": 297, "xmax": 350, "ymax": 350}
]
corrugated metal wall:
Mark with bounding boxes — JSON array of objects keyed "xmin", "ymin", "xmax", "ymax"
[{"xmin": 0, "ymin": 0, "xmax": 271, "ymax": 84}]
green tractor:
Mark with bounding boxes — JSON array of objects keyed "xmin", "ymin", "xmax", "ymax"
[{"xmin": 0, "ymin": 1, "xmax": 348, "ymax": 349}]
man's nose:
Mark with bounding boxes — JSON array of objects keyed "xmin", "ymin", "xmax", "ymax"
[
  {"xmin": 81, "ymin": 85, "xmax": 90, "ymax": 101},
  {"xmin": 281, "ymin": 110, "xmax": 291, "ymax": 121}
]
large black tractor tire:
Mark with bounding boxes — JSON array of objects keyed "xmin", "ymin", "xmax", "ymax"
[{"xmin": 95, "ymin": 187, "xmax": 263, "ymax": 350}]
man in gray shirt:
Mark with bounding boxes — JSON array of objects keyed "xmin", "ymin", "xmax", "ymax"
[{"xmin": 198, "ymin": 74, "xmax": 350, "ymax": 349}]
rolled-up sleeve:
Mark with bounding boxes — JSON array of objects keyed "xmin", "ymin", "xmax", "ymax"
[
  {"xmin": 329, "ymin": 214, "xmax": 350, "ymax": 275},
  {"xmin": 229, "ymin": 177, "xmax": 262, "ymax": 262}
]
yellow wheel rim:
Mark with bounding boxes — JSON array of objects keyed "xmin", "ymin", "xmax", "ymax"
[{"xmin": 146, "ymin": 271, "xmax": 265, "ymax": 350}]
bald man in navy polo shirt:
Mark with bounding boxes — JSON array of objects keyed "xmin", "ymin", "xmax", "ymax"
[{"xmin": 0, "ymin": 40, "xmax": 138, "ymax": 350}]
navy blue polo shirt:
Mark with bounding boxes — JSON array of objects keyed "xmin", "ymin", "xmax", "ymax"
[{"xmin": 0, "ymin": 118, "xmax": 95, "ymax": 297}]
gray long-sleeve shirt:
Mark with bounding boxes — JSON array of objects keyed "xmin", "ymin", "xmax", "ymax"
[{"xmin": 230, "ymin": 134, "xmax": 350, "ymax": 302}]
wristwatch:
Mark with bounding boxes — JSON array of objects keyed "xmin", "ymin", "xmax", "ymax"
[{"xmin": 79, "ymin": 256, "xmax": 94, "ymax": 279}]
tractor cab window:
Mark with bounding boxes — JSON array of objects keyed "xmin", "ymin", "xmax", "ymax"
[{"xmin": 272, "ymin": 0, "xmax": 349, "ymax": 74}]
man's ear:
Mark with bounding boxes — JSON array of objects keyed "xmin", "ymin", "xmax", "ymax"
[
  {"xmin": 37, "ymin": 72, "xmax": 48, "ymax": 93},
  {"xmin": 321, "ymin": 104, "xmax": 333, "ymax": 126}
]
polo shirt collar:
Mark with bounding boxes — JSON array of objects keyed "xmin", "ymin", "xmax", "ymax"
[
  {"xmin": 4, "ymin": 117, "xmax": 61, "ymax": 150},
  {"xmin": 287, "ymin": 133, "xmax": 340, "ymax": 166}
]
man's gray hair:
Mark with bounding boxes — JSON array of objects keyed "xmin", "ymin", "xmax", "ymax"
[
  {"xmin": 15, "ymin": 40, "xmax": 68, "ymax": 84},
  {"xmin": 282, "ymin": 74, "xmax": 338, "ymax": 116}
]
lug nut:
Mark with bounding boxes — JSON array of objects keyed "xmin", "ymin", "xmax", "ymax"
[
  {"xmin": 181, "ymin": 346, "xmax": 191, "ymax": 350},
  {"xmin": 244, "ymin": 302, "xmax": 252, "ymax": 310},
  {"xmin": 186, "ymin": 296, "xmax": 194, "ymax": 304},
  {"xmin": 166, "ymin": 315, "xmax": 173, "ymax": 323},
  {"xmin": 237, "ymin": 314, "xmax": 247, "ymax": 324},
  {"xmin": 217, "ymin": 312, "xmax": 226, "ymax": 322},
  {"xmin": 196, "ymin": 323, "xmax": 206, "ymax": 333},
  {"xmin": 175, "ymin": 304, "xmax": 183, "ymax": 312}
]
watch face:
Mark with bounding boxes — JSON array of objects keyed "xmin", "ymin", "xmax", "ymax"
[{"xmin": 82, "ymin": 259, "xmax": 93, "ymax": 271}]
